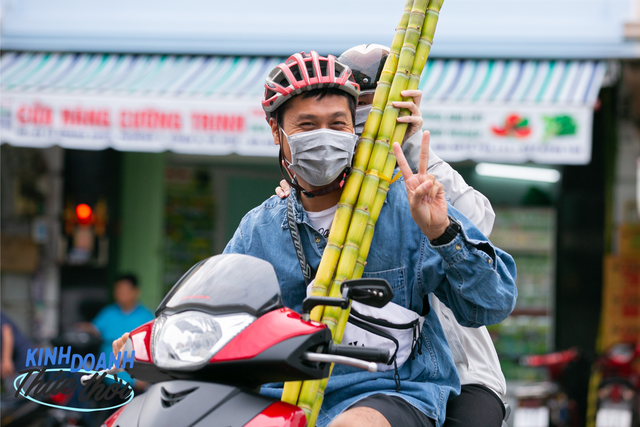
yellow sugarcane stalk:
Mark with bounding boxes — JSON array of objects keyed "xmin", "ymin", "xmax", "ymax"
[
  {"xmin": 351, "ymin": 0, "xmax": 444, "ymax": 286},
  {"xmin": 281, "ymin": 0, "xmax": 415, "ymax": 408},
  {"xmin": 300, "ymin": 1, "xmax": 444, "ymax": 424},
  {"xmin": 282, "ymin": 1, "xmax": 445, "ymax": 423},
  {"xmin": 307, "ymin": 0, "xmax": 415, "ymax": 321},
  {"xmin": 312, "ymin": 0, "xmax": 445, "ymax": 419},
  {"xmin": 322, "ymin": 0, "xmax": 430, "ymax": 341}
]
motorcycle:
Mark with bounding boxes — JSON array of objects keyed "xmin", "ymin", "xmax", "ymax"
[
  {"xmin": 1, "ymin": 327, "xmax": 103, "ymax": 427},
  {"xmin": 88, "ymin": 254, "xmax": 393, "ymax": 427},
  {"xmin": 512, "ymin": 348, "xmax": 583, "ymax": 427},
  {"xmin": 593, "ymin": 343, "xmax": 640, "ymax": 427}
]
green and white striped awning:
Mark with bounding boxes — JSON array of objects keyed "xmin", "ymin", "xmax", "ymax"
[
  {"xmin": 419, "ymin": 60, "xmax": 605, "ymax": 106},
  {"xmin": 1, "ymin": 53, "xmax": 607, "ymax": 163},
  {"xmin": 0, "ymin": 52, "xmax": 285, "ymax": 98},
  {"xmin": 1, "ymin": 53, "xmax": 605, "ymax": 105}
]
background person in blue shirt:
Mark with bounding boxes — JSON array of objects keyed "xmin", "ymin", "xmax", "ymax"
[{"xmin": 91, "ymin": 274, "xmax": 153, "ymax": 390}]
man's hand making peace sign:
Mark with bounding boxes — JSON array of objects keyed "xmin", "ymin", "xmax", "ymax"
[{"xmin": 393, "ymin": 131, "xmax": 451, "ymax": 241}]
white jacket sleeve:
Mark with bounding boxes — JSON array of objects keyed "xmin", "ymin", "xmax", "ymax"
[{"xmin": 402, "ymin": 131, "xmax": 496, "ymax": 236}]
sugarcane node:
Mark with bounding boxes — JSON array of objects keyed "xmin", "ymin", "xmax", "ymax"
[
  {"xmin": 344, "ymin": 242, "xmax": 361, "ymax": 250},
  {"xmin": 321, "ymin": 316, "xmax": 339, "ymax": 326}
]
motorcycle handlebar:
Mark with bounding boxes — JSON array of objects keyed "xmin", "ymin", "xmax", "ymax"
[
  {"xmin": 80, "ymin": 368, "xmax": 124, "ymax": 385},
  {"xmin": 329, "ymin": 344, "xmax": 390, "ymax": 364},
  {"xmin": 302, "ymin": 352, "xmax": 378, "ymax": 373}
]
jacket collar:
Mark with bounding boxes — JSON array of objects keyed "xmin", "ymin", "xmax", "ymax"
[
  {"xmin": 280, "ymin": 178, "xmax": 393, "ymax": 230},
  {"xmin": 281, "ymin": 188, "xmax": 307, "ymax": 230}
]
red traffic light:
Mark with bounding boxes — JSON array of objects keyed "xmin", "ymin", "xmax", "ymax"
[{"xmin": 76, "ymin": 204, "xmax": 92, "ymax": 224}]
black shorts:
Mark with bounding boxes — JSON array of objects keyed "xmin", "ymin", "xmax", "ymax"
[
  {"xmin": 349, "ymin": 394, "xmax": 435, "ymax": 427},
  {"xmin": 444, "ymin": 384, "xmax": 505, "ymax": 427}
]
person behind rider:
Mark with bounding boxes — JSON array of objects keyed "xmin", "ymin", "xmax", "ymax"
[
  {"xmin": 275, "ymin": 45, "xmax": 507, "ymax": 427},
  {"xmin": 114, "ymin": 51, "xmax": 517, "ymax": 427}
]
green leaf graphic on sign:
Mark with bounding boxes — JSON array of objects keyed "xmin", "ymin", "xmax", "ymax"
[{"xmin": 543, "ymin": 115, "xmax": 577, "ymax": 141}]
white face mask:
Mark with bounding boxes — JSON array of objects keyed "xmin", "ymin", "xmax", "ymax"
[{"xmin": 281, "ymin": 128, "xmax": 358, "ymax": 187}]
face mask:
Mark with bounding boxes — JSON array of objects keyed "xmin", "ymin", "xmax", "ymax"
[
  {"xmin": 355, "ymin": 105, "xmax": 372, "ymax": 137},
  {"xmin": 281, "ymin": 128, "xmax": 358, "ymax": 187}
]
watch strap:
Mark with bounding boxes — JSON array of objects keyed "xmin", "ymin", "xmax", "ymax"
[{"xmin": 429, "ymin": 216, "xmax": 461, "ymax": 246}]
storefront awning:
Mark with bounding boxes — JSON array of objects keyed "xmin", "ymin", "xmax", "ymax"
[{"xmin": 1, "ymin": 53, "xmax": 607, "ymax": 163}]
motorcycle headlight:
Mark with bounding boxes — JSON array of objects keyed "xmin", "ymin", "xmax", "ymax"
[{"xmin": 152, "ymin": 311, "xmax": 255, "ymax": 370}]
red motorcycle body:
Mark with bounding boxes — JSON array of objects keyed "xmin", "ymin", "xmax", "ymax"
[{"xmin": 103, "ymin": 254, "xmax": 337, "ymax": 427}]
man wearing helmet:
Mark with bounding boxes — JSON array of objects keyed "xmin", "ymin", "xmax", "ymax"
[
  {"xmin": 113, "ymin": 51, "xmax": 516, "ymax": 427},
  {"xmin": 226, "ymin": 51, "xmax": 516, "ymax": 427},
  {"xmin": 275, "ymin": 45, "xmax": 508, "ymax": 427}
]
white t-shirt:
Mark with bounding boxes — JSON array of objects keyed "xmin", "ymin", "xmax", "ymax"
[{"xmin": 305, "ymin": 205, "xmax": 337, "ymax": 238}]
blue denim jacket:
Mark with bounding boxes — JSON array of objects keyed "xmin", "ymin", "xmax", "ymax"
[{"xmin": 223, "ymin": 175, "xmax": 517, "ymax": 427}]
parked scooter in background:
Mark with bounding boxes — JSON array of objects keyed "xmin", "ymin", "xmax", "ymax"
[
  {"xmin": 592, "ymin": 343, "xmax": 640, "ymax": 427},
  {"xmin": 1, "ymin": 327, "xmax": 102, "ymax": 427},
  {"xmin": 512, "ymin": 348, "xmax": 585, "ymax": 427}
]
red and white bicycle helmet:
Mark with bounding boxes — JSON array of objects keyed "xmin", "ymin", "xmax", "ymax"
[{"xmin": 262, "ymin": 51, "xmax": 360, "ymax": 117}]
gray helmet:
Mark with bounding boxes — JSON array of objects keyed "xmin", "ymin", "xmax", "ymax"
[{"xmin": 337, "ymin": 44, "xmax": 390, "ymax": 92}]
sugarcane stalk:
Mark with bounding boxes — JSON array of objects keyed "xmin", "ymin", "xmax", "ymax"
[
  {"xmin": 298, "ymin": 1, "xmax": 436, "ymax": 423},
  {"xmin": 356, "ymin": 0, "xmax": 416, "ymax": 171},
  {"xmin": 305, "ymin": 376, "xmax": 329, "ymax": 426},
  {"xmin": 288, "ymin": 1, "xmax": 445, "ymax": 424},
  {"xmin": 391, "ymin": 0, "xmax": 442, "ymax": 144},
  {"xmin": 282, "ymin": 0, "xmax": 416, "ymax": 409},
  {"xmin": 318, "ymin": 0, "xmax": 429, "ymax": 332},
  {"xmin": 346, "ymin": 0, "xmax": 445, "ymax": 325},
  {"xmin": 305, "ymin": 0, "xmax": 416, "ymax": 317}
]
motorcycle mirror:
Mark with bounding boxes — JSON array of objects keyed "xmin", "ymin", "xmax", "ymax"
[
  {"xmin": 341, "ymin": 278, "xmax": 394, "ymax": 308},
  {"xmin": 301, "ymin": 296, "xmax": 349, "ymax": 321}
]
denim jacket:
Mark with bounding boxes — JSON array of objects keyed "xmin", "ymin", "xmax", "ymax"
[{"xmin": 223, "ymin": 175, "xmax": 517, "ymax": 427}]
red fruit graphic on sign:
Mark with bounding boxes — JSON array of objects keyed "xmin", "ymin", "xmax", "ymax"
[
  {"xmin": 506, "ymin": 114, "xmax": 520, "ymax": 128},
  {"xmin": 514, "ymin": 127, "xmax": 531, "ymax": 137},
  {"xmin": 491, "ymin": 114, "xmax": 531, "ymax": 138},
  {"xmin": 491, "ymin": 126, "xmax": 508, "ymax": 136}
]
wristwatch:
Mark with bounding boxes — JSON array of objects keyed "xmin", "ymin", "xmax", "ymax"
[{"xmin": 429, "ymin": 216, "xmax": 461, "ymax": 246}]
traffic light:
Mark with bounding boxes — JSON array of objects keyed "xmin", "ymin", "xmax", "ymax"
[
  {"xmin": 75, "ymin": 204, "xmax": 92, "ymax": 224},
  {"xmin": 61, "ymin": 199, "xmax": 108, "ymax": 266}
]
